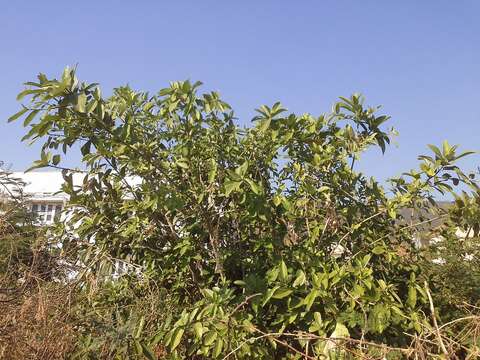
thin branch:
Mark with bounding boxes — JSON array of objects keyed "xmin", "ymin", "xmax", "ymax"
[{"xmin": 424, "ymin": 281, "xmax": 449, "ymax": 356}]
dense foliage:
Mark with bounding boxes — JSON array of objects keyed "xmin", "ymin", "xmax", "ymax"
[
  {"xmin": 419, "ymin": 192, "xmax": 480, "ymax": 322},
  {"xmin": 4, "ymin": 68, "xmax": 480, "ymax": 359}
]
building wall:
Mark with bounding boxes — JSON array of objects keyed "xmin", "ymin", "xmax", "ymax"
[{"xmin": 5, "ymin": 172, "xmax": 71, "ymax": 225}]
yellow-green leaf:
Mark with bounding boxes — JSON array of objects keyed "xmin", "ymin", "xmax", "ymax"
[
  {"xmin": 213, "ymin": 338, "xmax": 223, "ymax": 358},
  {"xmin": 23, "ymin": 109, "xmax": 40, "ymax": 126},
  {"xmin": 407, "ymin": 285, "xmax": 417, "ymax": 308},
  {"xmin": 272, "ymin": 287, "xmax": 293, "ymax": 299},
  {"xmin": 192, "ymin": 322, "xmax": 203, "ymax": 339},
  {"xmin": 170, "ymin": 328, "xmax": 184, "ymax": 351},
  {"xmin": 304, "ymin": 289, "xmax": 318, "ymax": 311},
  {"xmin": 224, "ymin": 180, "xmax": 241, "ymax": 196},
  {"xmin": 279, "ymin": 260, "xmax": 288, "ymax": 281},
  {"xmin": 204, "ymin": 330, "xmax": 217, "ymax": 346},
  {"xmin": 292, "ymin": 270, "xmax": 306, "ymax": 287}
]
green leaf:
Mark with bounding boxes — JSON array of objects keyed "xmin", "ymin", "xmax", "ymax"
[
  {"xmin": 331, "ymin": 322, "xmax": 349, "ymax": 338},
  {"xmin": 213, "ymin": 338, "xmax": 223, "ymax": 358},
  {"xmin": 257, "ymin": 118, "xmax": 271, "ymax": 132},
  {"xmin": 292, "ymin": 270, "xmax": 306, "ymax": 287},
  {"xmin": 224, "ymin": 179, "xmax": 241, "ymax": 196},
  {"xmin": 372, "ymin": 246, "xmax": 385, "ymax": 255},
  {"xmin": 24, "ymin": 81, "xmax": 41, "ymax": 87},
  {"xmin": 427, "ymin": 144, "xmax": 442, "ymax": 159},
  {"xmin": 313, "ymin": 153, "xmax": 322, "ymax": 167},
  {"xmin": 208, "ymin": 160, "xmax": 217, "ymax": 184},
  {"xmin": 16, "ymin": 88, "xmax": 43, "ymax": 101},
  {"xmin": 8, "ymin": 107, "xmax": 28, "ymax": 122},
  {"xmin": 81, "ymin": 141, "xmax": 92, "ymax": 156},
  {"xmin": 272, "ymin": 195, "xmax": 282, "ymax": 207},
  {"xmin": 135, "ymin": 316, "xmax": 145, "ymax": 339},
  {"xmin": 368, "ymin": 303, "xmax": 390, "ymax": 334},
  {"xmin": 262, "ymin": 286, "xmax": 279, "ymax": 306},
  {"xmin": 23, "ymin": 109, "xmax": 40, "ymax": 126},
  {"xmin": 233, "ymin": 280, "xmax": 246, "ymax": 286},
  {"xmin": 442, "ymin": 140, "xmax": 451, "ymax": 157},
  {"xmin": 140, "ymin": 342, "xmax": 156, "ymax": 360},
  {"xmin": 86, "ymin": 99, "xmax": 98, "ymax": 114},
  {"xmin": 26, "ymin": 159, "xmax": 48, "ymax": 172},
  {"xmin": 279, "ymin": 260, "xmax": 288, "ymax": 281},
  {"xmin": 74, "ymin": 93, "xmax": 87, "ymax": 113},
  {"xmin": 192, "ymin": 322, "xmax": 203, "ymax": 339},
  {"xmin": 202, "ymin": 288, "xmax": 214, "ymax": 300},
  {"xmin": 245, "ymin": 178, "xmax": 262, "ymax": 195},
  {"xmin": 170, "ymin": 327, "xmax": 184, "ymax": 351},
  {"xmin": 134, "ymin": 340, "xmax": 143, "ymax": 356},
  {"xmin": 304, "ymin": 289, "xmax": 319, "ymax": 311},
  {"xmin": 266, "ymin": 267, "xmax": 279, "ymax": 283},
  {"xmin": 204, "ymin": 330, "xmax": 217, "ymax": 346},
  {"xmin": 272, "ymin": 287, "xmax": 293, "ymax": 299},
  {"xmin": 52, "ymin": 154, "xmax": 61, "ymax": 166},
  {"xmin": 281, "ymin": 198, "xmax": 293, "ymax": 212},
  {"xmin": 455, "ymin": 151, "xmax": 475, "ymax": 161},
  {"xmin": 235, "ymin": 161, "xmax": 249, "ymax": 177},
  {"xmin": 176, "ymin": 161, "xmax": 189, "ymax": 169},
  {"xmin": 407, "ymin": 285, "xmax": 417, "ymax": 309}
]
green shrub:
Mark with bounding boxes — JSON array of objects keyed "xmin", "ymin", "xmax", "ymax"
[{"xmin": 7, "ymin": 68, "xmax": 480, "ymax": 358}]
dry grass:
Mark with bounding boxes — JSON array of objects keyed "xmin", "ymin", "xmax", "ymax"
[
  {"xmin": 2, "ymin": 275, "xmax": 480, "ymax": 359},
  {"xmin": 0, "ymin": 281, "xmax": 76, "ymax": 360},
  {"xmin": 0, "ymin": 193, "xmax": 75, "ymax": 360}
]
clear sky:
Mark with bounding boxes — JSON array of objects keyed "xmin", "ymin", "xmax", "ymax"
[{"xmin": 1, "ymin": 1, "xmax": 479, "ymax": 183}]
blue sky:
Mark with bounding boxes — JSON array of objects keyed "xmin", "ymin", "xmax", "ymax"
[{"xmin": 1, "ymin": 1, "xmax": 479, "ymax": 183}]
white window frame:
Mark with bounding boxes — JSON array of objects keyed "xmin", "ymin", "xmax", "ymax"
[{"xmin": 31, "ymin": 202, "xmax": 63, "ymax": 224}]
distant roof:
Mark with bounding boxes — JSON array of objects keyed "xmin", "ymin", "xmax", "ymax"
[
  {"xmin": 5, "ymin": 171, "xmax": 141, "ymax": 201},
  {"xmin": 5, "ymin": 171, "xmax": 86, "ymax": 201},
  {"xmin": 12, "ymin": 171, "xmax": 83, "ymax": 195}
]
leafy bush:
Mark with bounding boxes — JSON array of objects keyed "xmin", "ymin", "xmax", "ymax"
[
  {"xmin": 419, "ymin": 192, "xmax": 480, "ymax": 322},
  {"xmin": 5, "ymin": 68, "xmax": 480, "ymax": 359}
]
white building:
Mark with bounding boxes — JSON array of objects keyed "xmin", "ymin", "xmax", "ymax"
[
  {"xmin": 1, "ymin": 171, "xmax": 144, "ymax": 277},
  {"xmin": 1, "ymin": 171, "xmax": 84, "ymax": 225},
  {"xmin": 2, "ymin": 171, "xmax": 141, "ymax": 225}
]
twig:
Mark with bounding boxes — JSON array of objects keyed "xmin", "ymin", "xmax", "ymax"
[
  {"xmin": 231, "ymin": 293, "xmax": 261, "ymax": 317},
  {"xmin": 254, "ymin": 328, "xmax": 318, "ymax": 360},
  {"xmin": 226, "ymin": 293, "xmax": 261, "ymax": 355},
  {"xmin": 424, "ymin": 281, "xmax": 449, "ymax": 356}
]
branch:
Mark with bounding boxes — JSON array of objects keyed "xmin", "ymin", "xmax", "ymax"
[{"xmin": 424, "ymin": 281, "xmax": 449, "ymax": 356}]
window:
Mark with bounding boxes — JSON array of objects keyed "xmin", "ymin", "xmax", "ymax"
[
  {"xmin": 54, "ymin": 205, "xmax": 62, "ymax": 220},
  {"xmin": 31, "ymin": 203, "xmax": 63, "ymax": 224}
]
